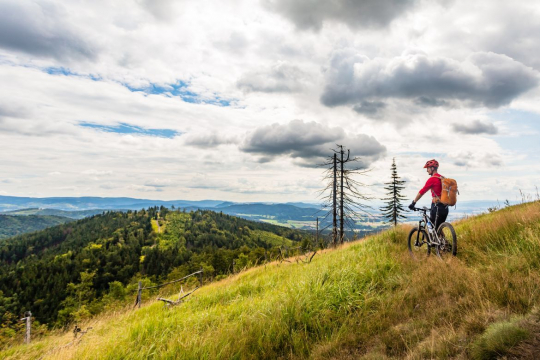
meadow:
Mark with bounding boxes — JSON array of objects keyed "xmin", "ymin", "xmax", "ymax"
[{"xmin": 3, "ymin": 201, "xmax": 540, "ymax": 359}]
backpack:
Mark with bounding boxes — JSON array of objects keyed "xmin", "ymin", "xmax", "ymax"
[{"xmin": 439, "ymin": 176, "xmax": 459, "ymax": 206}]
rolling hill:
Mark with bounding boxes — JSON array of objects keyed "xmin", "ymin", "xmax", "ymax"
[
  {"xmin": 2, "ymin": 201, "xmax": 540, "ymax": 359},
  {"xmin": 0, "ymin": 214, "xmax": 74, "ymax": 240},
  {"xmin": 0, "ymin": 207, "xmax": 305, "ymax": 329}
]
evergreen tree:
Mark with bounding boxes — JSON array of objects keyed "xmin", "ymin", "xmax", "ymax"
[{"xmin": 380, "ymin": 158, "xmax": 407, "ymax": 226}]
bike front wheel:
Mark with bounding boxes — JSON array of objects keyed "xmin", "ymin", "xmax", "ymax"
[
  {"xmin": 436, "ymin": 222, "xmax": 457, "ymax": 260},
  {"xmin": 408, "ymin": 227, "xmax": 430, "ymax": 260}
]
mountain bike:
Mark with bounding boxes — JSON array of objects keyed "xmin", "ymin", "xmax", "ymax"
[{"xmin": 408, "ymin": 206, "xmax": 457, "ymax": 260}]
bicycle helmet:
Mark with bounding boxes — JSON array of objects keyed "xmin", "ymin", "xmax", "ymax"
[{"xmin": 423, "ymin": 159, "xmax": 439, "ymax": 168}]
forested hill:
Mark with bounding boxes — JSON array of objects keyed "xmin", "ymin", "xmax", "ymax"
[
  {"xmin": 0, "ymin": 208, "xmax": 305, "ymax": 328},
  {"xmin": 0, "ymin": 214, "xmax": 74, "ymax": 240},
  {"xmin": 0, "ymin": 208, "xmax": 106, "ymax": 219}
]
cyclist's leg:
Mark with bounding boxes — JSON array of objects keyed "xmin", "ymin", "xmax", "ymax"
[
  {"xmin": 434, "ymin": 203, "xmax": 449, "ymax": 230},
  {"xmin": 430, "ymin": 202, "xmax": 438, "ymax": 227}
]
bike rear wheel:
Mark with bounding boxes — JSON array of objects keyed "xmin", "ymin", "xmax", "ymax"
[
  {"xmin": 408, "ymin": 227, "xmax": 430, "ymax": 260},
  {"xmin": 436, "ymin": 222, "xmax": 457, "ymax": 260}
]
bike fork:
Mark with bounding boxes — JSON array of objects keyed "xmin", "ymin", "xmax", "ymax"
[{"xmin": 415, "ymin": 227, "xmax": 422, "ymax": 246}]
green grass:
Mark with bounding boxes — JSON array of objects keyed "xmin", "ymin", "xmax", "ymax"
[
  {"xmin": 4, "ymin": 201, "xmax": 540, "ymax": 359},
  {"xmin": 470, "ymin": 318, "xmax": 529, "ymax": 360},
  {"xmin": 251, "ymin": 230, "xmax": 294, "ymax": 247}
]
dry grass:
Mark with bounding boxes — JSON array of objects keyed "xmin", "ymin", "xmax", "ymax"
[{"xmin": 3, "ymin": 201, "xmax": 540, "ymax": 359}]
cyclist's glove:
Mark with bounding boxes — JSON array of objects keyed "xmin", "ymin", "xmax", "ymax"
[{"xmin": 408, "ymin": 201, "xmax": 416, "ymax": 210}]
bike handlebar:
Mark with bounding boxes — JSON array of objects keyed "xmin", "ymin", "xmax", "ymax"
[{"xmin": 412, "ymin": 206, "xmax": 429, "ymax": 212}]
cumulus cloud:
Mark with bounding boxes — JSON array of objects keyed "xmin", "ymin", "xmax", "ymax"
[
  {"xmin": 183, "ymin": 132, "xmax": 238, "ymax": 148},
  {"xmin": 214, "ymin": 32, "xmax": 250, "ymax": 54},
  {"xmin": 353, "ymin": 101, "xmax": 387, "ymax": 118},
  {"xmin": 99, "ymin": 183, "xmax": 118, "ymax": 190},
  {"xmin": 264, "ymin": 0, "xmax": 417, "ymax": 31},
  {"xmin": 414, "ymin": 96, "xmax": 450, "ymax": 108},
  {"xmin": 447, "ymin": 3, "xmax": 540, "ymax": 72},
  {"xmin": 128, "ymin": 184, "xmax": 163, "ymax": 192},
  {"xmin": 452, "ymin": 120, "xmax": 498, "ymax": 135},
  {"xmin": 137, "ymin": 0, "xmax": 179, "ymax": 21},
  {"xmin": 0, "ymin": 118, "xmax": 79, "ymax": 137},
  {"xmin": 82, "ymin": 169, "xmax": 113, "ymax": 176},
  {"xmin": 144, "ymin": 178, "xmax": 175, "ymax": 188},
  {"xmin": 0, "ymin": 103, "xmax": 31, "ymax": 119},
  {"xmin": 450, "ymin": 151, "xmax": 503, "ymax": 168},
  {"xmin": 241, "ymin": 119, "xmax": 386, "ymax": 167},
  {"xmin": 0, "ymin": 0, "xmax": 97, "ymax": 61},
  {"xmin": 321, "ymin": 51, "xmax": 539, "ymax": 112},
  {"xmin": 237, "ymin": 62, "xmax": 310, "ymax": 93}
]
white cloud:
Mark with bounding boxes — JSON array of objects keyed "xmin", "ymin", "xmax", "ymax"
[
  {"xmin": 321, "ymin": 51, "xmax": 539, "ymax": 110},
  {"xmin": 237, "ymin": 61, "xmax": 311, "ymax": 93},
  {"xmin": 264, "ymin": 0, "xmax": 418, "ymax": 31},
  {"xmin": 0, "ymin": 0, "xmax": 538, "ymax": 202},
  {"xmin": 128, "ymin": 184, "xmax": 163, "ymax": 192},
  {"xmin": 242, "ymin": 119, "xmax": 387, "ymax": 167},
  {"xmin": 82, "ymin": 169, "xmax": 113, "ymax": 176}
]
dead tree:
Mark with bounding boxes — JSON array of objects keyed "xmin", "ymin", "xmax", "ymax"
[
  {"xmin": 20, "ymin": 311, "xmax": 31, "ymax": 344},
  {"xmin": 320, "ymin": 145, "xmax": 372, "ymax": 246}
]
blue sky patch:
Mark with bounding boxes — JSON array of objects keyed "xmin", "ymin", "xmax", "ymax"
[
  {"xmin": 124, "ymin": 81, "xmax": 234, "ymax": 107},
  {"xmin": 80, "ymin": 122, "xmax": 180, "ymax": 138},
  {"xmin": 45, "ymin": 66, "xmax": 76, "ymax": 76},
  {"xmin": 42, "ymin": 65, "xmax": 232, "ymax": 106},
  {"xmin": 45, "ymin": 66, "xmax": 102, "ymax": 81}
]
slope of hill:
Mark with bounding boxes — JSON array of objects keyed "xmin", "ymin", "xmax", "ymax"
[
  {"xmin": 0, "ymin": 208, "xmax": 304, "ymax": 330},
  {"xmin": 3, "ymin": 201, "xmax": 540, "ymax": 359},
  {"xmin": 0, "ymin": 214, "xmax": 74, "ymax": 240},
  {"xmin": 0, "ymin": 208, "xmax": 107, "ymax": 219}
]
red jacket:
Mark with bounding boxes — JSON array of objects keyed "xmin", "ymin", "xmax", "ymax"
[{"xmin": 419, "ymin": 173, "xmax": 443, "ymax": 199}]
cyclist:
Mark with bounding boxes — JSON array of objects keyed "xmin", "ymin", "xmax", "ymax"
[{"xmin": 408, "ymin": 159, "xmax": 449, "ymax": 230}]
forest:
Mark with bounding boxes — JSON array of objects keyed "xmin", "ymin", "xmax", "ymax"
[
  {"xmin": 0, "ymin": 207, "xmax": 306, "ymax": 336},
  {"xmin": 0, "ymin": 214, "xmax": 74, "ymax": 240}
]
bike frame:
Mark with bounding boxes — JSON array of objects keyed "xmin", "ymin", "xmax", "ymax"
[{"xmin": 415, "ymin": 207, "xmax": 442, "ymax": 247}]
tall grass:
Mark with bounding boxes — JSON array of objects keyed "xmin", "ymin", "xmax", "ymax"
[{"xmin": 3, "ymin": 201, "xmax": 540, "ymax": 359}]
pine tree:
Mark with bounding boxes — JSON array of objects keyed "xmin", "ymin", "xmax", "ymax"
[{"xmin": 380, "ymin": 158, "xmax": 407, "ymax": 226}]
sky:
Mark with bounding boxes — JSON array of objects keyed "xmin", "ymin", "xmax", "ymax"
[{"xmin": 0, "ymin": 0, "xmax": 539, "ymax": 204}]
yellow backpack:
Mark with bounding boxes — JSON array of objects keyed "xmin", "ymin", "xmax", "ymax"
[{"xmin": 439, "ymin": 176, "xmax": 458, "ymax": 206}]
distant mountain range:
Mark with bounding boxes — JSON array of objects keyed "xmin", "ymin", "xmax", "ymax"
[
  {"xmin": 0, "ymin": 196, "xmax": 324, "ymax": 234},
  {"xmin": 0, "ymin": 195, "xmax": 319, "ymax": 211},
  {"xmin": 0, "ymin": 195, "xmax": 228, "ymax": 211},
  {"xmin": 0, "ymin": 195, "xmax": 512, "ymax": 231},
  {"xmin": 0, "ymin": 207, "xmax": 107, "ymax": 219}
]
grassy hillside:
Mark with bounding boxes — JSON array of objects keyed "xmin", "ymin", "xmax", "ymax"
[
  {"xmin": 3, "ymin": 201, "xmax": 540, "ymax": 359},
  {"xmin": 0, "ymin": 214, "xmax": 73, "ymax": 240}
]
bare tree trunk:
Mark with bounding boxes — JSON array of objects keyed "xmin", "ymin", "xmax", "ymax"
[
  {"xmin": 340, "ymin": 148, "xmax": 344, "ymax": 244},
  {"xmin": 320, "ymin": 146, "xmax": 371, "ymax": 245},
  {"xmin": 20, "ymin": 311, "xmax": 31, "ymax": 344},
  {"xmin": 333, "ymin": 153, "xmax": 337, "ymax": 247}
]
